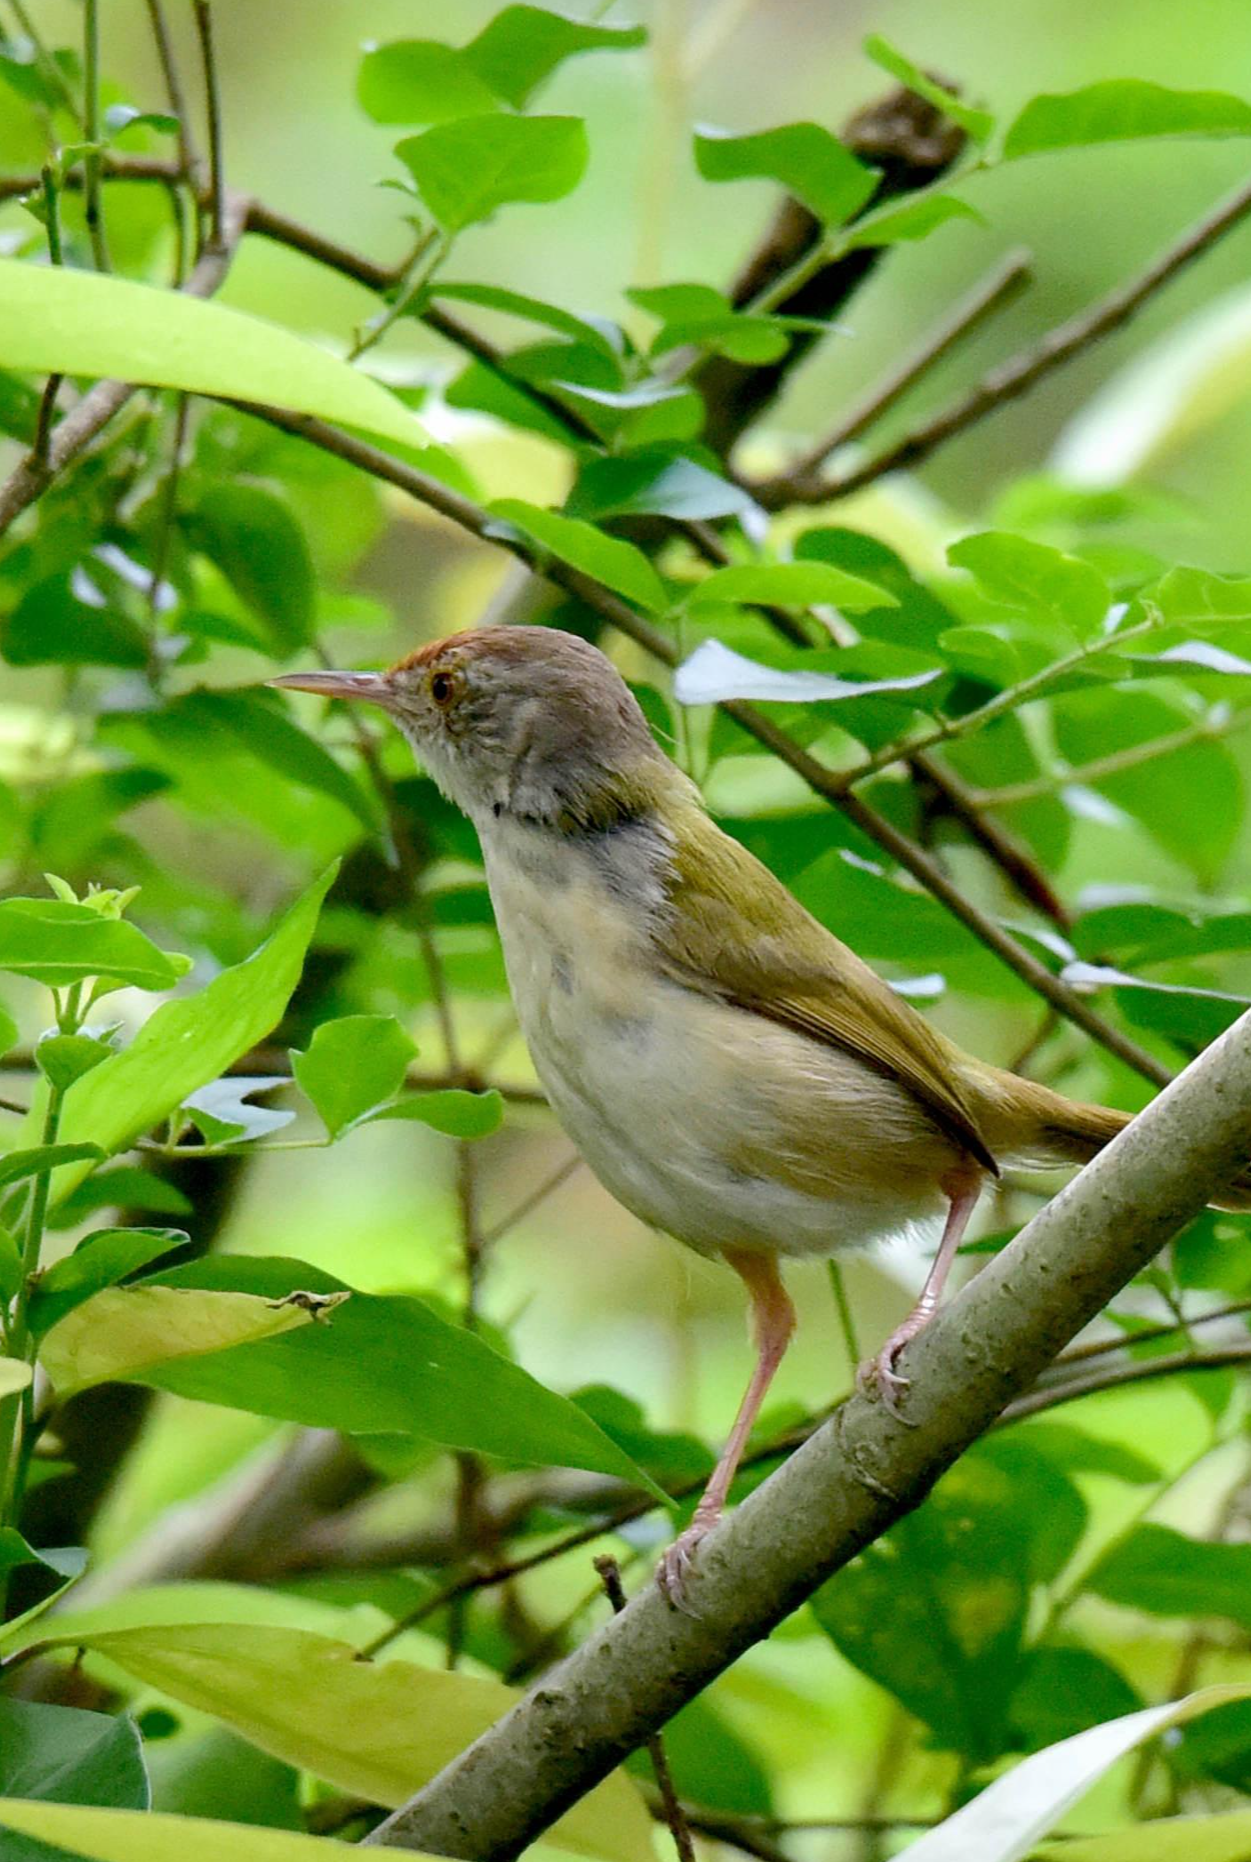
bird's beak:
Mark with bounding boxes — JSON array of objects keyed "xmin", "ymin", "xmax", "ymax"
[{"xmin": 268, "ymin": 669, "xmax": 395, "ymax": 708}]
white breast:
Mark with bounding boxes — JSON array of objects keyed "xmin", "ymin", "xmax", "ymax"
[{"xmin": 479, "ymin": 819, "xmax": 947, "ymax": 1260}]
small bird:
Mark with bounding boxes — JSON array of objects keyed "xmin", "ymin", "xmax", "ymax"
[{"xmin": 273, "ymin": 626, "xmax": 1250, "ymax": 1602}]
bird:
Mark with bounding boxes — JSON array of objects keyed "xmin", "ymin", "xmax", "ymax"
[{"xmin": 272, "ymin": 625, "xmax": 1251, "ymax": 1603}]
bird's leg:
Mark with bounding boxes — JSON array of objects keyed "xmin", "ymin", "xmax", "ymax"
[
  {"xmin": 657, "ymin": 1247, "xmax": 795, "ymax": 1610},
  {"xmin": 860, "ymin": 1169, "xmax": 983, "ymax": 1419}
]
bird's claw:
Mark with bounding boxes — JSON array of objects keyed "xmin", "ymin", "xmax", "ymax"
[
  {"xmin": 656, "ymin": 1520, "xmax": 712, "ymax": 1614},
  {"xmin": 857, "ymin": 1336, "xmax": 916, "ymax": 1423}
]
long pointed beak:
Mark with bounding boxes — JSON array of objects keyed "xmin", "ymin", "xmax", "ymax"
[{"xmin": 268, "ymin": 669, "xmax": 395, "ymax": 708}]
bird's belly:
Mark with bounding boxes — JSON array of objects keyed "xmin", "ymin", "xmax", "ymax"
[{"xmin": 486, "ymin": 851, "xmax": 950, "ymax": 1259}]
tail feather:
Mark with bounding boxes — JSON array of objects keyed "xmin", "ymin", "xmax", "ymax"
[{"xmin": 968, "ymin": 1066, "xmax": 1251, "ymax": 1212}]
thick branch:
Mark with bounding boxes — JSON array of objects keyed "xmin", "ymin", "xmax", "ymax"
[
  {"xmin": 366, "ymin": 1007, "xmax": 1251, "ymax": 1857},
  {"xmin": 762, "ymin": 164, "xmax": 1251, "ymax": 507}
]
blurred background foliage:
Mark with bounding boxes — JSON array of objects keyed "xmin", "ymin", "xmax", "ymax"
[{"xmin": 4, "ymin": 2, "xmax": 1251, "ymax": 1858}]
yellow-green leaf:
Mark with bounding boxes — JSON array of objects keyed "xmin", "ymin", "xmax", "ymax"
[
  {"xmin": 39, "ymin": 1286, "xmax": 338, "ymax": 1398},
  {"xmin": 0, "ymin": 1799, "xmax": 387, "ymax": 1862},
  {"xmin": 52, "ymin": 1622, "xmax": 652, "ymax": 1862},
  {"xmin": 1040, "ymin": 1809, "xmax": 1251, "ymax": 1860},
  {"xmin": 0, "ymin": 1358, "xmax": 31, "ymax": 1397},
  {"xmin": 0, "ymin": 261, "xmax": 432, "ymax": 453}
]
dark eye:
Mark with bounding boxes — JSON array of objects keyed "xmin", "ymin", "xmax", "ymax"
[{"xmin": 430, "ymin": 671, "xmax": 454, "ymax": 706}]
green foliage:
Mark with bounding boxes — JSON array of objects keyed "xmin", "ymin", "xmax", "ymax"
[{"xmin": 3, "ymin": 6, "xmax": 1251, "ymax": 1855}]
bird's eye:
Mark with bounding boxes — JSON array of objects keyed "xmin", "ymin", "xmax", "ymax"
[{"xmin": 430, "ymin": 671, "xmax": 454, "ymax": 706}]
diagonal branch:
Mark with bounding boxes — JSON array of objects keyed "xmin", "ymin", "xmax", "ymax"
[
  {"xmin": 760, "ymin": 164, "xmax": 1251, "ymax": 507},
  {"xmin": 364, "ymin": 1007, "xmax": 1251, "ymax": 1856}
]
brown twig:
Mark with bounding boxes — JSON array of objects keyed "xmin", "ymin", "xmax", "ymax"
[
  {"xmin": 82, "ymin": 0, "xmax": 109, "ymax": 270},
  {"xmin": 770, "ymin": 246, "xmax": 1032, "ymax": 487},
  {"xmin": 1000, "ymin": 1339, "xmax": 1251, "ymax": 1423},
  {"xmin": 144, "ymin": 0, "xmax": 201, "ymax": 184},
  {"xmin": 595, "ymin": 1556, "xmax": 696, "ymax": 1862},
  {"xmin": 1053, "ymin": 1298, "xmax": 1251, "ymax": 1368},
  {"xmin": 764, "ymin": 165, "xmax": 1251, "ymax": 507},
  {"xmin": 191, "ymin": 1, "xmax": 224, "ymax": 255}
]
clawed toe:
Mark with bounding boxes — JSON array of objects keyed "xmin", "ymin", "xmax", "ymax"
[
  {"xmin": 656, "ymin": 1524, "xmax": 710, "ymax": 1614},
  {"xmin": 857, "ymin": 1340, "xmax": 915, "ymax": 1423}
]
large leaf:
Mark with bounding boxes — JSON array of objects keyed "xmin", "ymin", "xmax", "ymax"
[
  {"xmin": 396, "ymin": 115, "xmax": 589, "ymax": 231},
  {"xmin": 40, "ymin": 1622, "xmax": 653, "ymax": 1862},
  {"xmin": 687, "ymin": 561, "xmax": 896, "ymax": 614},
  {"xmin": 1004, "ymin": 80, "xmax": 1251, "ymax": 159},
  {"xmin": 0, "ymin": 1800, "xmax": 385, "ymax": 1862},
  {"xmin": 675, "ymin": 639, "xmax": 940, "ymax": 707},
  {"xmin": 38, "ymin": 1286, "xmax": 334, "ymax": 1398},
  {"xmin": 358, "ymin": 11, "xmax": 644, "ymax": 121},
  {"xmin": 693, "ymin": 122, "xmax": 877, "ymax": 225},
  {"xmin": 0, "ymin": 262, "xmax": 433, "ymax": 453},
  {"xmin": 45, "ymin": 866, "xmax": 336, "ymax": 1204},
  {"xmin": 1041, "ymin": 1813, "xmax": 1251, "ymax": 1861},
  {"xmin": 291, "ymin": 1013, "xmax": 417, "ymax": 1139},
  {"xmin": 947, "ymin": 531, "xmax": 1110, "ymax": 640},
  {"xmin": 487, "ymin": 499, "xmax": 667, "ymax": 613},
  {"xmin": 1086, "ymin": 1523, "xmax": 1251, "ymax": 1631},
  {"xmin": 140, "ymin": 1255, "xmax": 662, "ymax": 1489},
  {"xmin": 0, "ymin": 898, "xmax": 180, "ymax": 990},
  {"xmin": 181, "ymin": 483, "xmax": 315, "ymax": 653},
  {"xmin": 901, "ymin": 1686, "xmax": 1251, "ymax": 1862},
  {"xmin": 465, "ymin": 7, "xmax": 646, "ymax": 109},
  {"xmin": 29, "ymin": 1227, "xmax": 190, "ymax": 1336},
  {"xmin": 0, "ymin": 1699, "xmax": 148, "ymax": 1809},
  {"xmin": 863, "ymin": 35, "xmax": 994, "ymax": 141}
]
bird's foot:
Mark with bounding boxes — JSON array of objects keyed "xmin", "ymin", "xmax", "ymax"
[
  {"xmin": 857, "ymin": 1314, "xmax": 931, "ymax": 1423},
  {"xmin": 656, "ymin": 1506, "xmax": 721, "ymax": 1613}
]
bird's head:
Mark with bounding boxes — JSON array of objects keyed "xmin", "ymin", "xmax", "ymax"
[{"xmin": 271, "ymin": 625, "xmax": 674, "ymax": 832}]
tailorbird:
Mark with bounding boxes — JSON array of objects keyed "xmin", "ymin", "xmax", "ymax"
[{"xmin": 273, "ymin": 625, "xmax": 1251, "ymax": 1602}]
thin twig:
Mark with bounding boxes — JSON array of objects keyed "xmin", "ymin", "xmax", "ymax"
[
  {"xmin": 144, "ymin": 0, "xmax": 201, "ymax": 184},
  {"xmin": 31, "ymin": 165, "xmax": 63, "ymax": 468},
  {"xmin": 775, "ymin": 247, "xmax": 1032, "ymax": 485},
  {"xmin": 965, "ymin": 706, "xmax": 1251, "ymax": 806},
  {"xmin": 191, "ymin": 1, "xmax": 224, "ymax": 255},
  {"xmin": 1052, "ymin": 1298, "xmax": 1251, "ymax": 1369},
  {"xmin": 480, "ymin": 1151, "xmax": 583, "ymax": 1248},
  {"xmin": 146, "ymin": 392, "xmax": 189, "ymax": 628},
  {"xmin": 596, "ymin": 1556, "xmax": 696, "ymax": 1862},
  {"xmin": 1001, "ymin": 1340, "xmax": 1251, "ymax": 1423},
  {"xmin": 767, "ymin": 165, "xmax": 1251, "ymax": 506},
  {"xmin": 243, "ymin": 401, "xmax": 1173, "ymax": 1088},
  {"xmin": 82, "ymin": 0, "xmax": 109, "ymax": 270}
]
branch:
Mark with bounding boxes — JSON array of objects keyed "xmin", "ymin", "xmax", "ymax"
[
  {"xmin": 191, "ymin": 1, "xmax": 225, "ymax": 255},
  {"xmin": 766, "ymin": 246, "xmax": 1032, "ymax": 488},
  {"xmin": 762, "ymin": 164, "xmax": 1251, "ymax": 507},
  {"xmin": 242, "ymin": 403, "xmax": 1170, "ymax": 1087},
  {"xmin": 365, "ymin": 1007, "xmax": 1251, "ymax": 1856},
  {"xmin": 1000, "ymin": 1339, "xmax": 1251, "ymax": 1423},
  {"xmin": 0, "ymin": 193, "xmax": 247, "ymax": 536}
]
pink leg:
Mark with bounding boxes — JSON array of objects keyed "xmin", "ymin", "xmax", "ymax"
[
  {"xmin": 859, "ymin": 1173, "xmax": 982, "ymax": 1419},
  {"xmin": 657, "ymin": 1248, "xmax": 796, "ymax": 1610}
]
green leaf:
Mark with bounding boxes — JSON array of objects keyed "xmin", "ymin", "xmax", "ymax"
[
  {"xmin": 2, "ymin": 571, "xmax": 151, "ymax": 669},
  {"xmin": 487, "ymin": 499, "xmax": 667, "ymax": 613},
  {"xmin": 948, "ymin": 532, "xmax": 1110, "ymax": 639},
  {"xmin": 172, "ymin": 692, "xmax": 377, "ymax": 832},
  {"xmin": 291, "ymin": 1014, "xmax": 417, "ymax": 1139},
  {"xmin": 0, "ymin": 1225, "xmax": 21, "ymax": 1303},
  {"xmin": 47, "ymin": 866, "xmax": 336, "ymax": 1204},
  {"xmin": 1003, "ymin": 80, "xmax": 1251, "ymax": 160},
  {"xmin": 0, "ymin": 1143, "xmax": 105, "ymax": 1190},
  {"xmin": 0, "ymin": 999, "xmax": 16, "ymax": 1058},
  {"xmin": 428, "ymin": 281, "xmax": 622, "ymax": 360},
  {"xmin": 38, "ymin": 1285, "xmax": 338, "ymax": 1398},
  {"xmin": 0, "ymin": 898, "xmax": 180, "ymax": 991},
  {"xmin": 1041, "ymin": 1810, "xmax": 1251, "ymax": 1861},
  {"xmin": 693, "ymin": 122, "xmax": 878, "ymax": 225},
  {"xmin": 395, "ymin": 115, "xmax": 589, "ymax": 232},
  {"xmin": 0, "ymin": 261, "xmax": 432, "ymax": 454},
  {"xmin": 900, "ymin": 1685, "xmax": 1251, "ymax": 1862},
  {"xmin": 1086, "ymin": 1522, "xmax": 1251, "ymax": 1630},
  {"xmin": 48, "ymin": 1166, "xmax": 192, "ymax": 1231},
  {"xmin": 1009, "ymin": 1648, "xmax": 1142, "ymax": 1754},
  {"xmin": 181, "ymin": 483, "xmax": 315, "ymax": 652},
  {"xmin": 182, "ymin": 1077, "xmax": 293, "ymax": 1148},
  {"xmin": 34, "ymin": 1033, "xmax": 113, "ymax": 1093},
  {"xmin": 0, "ymin": 1799, "xmax": 366, "ymax": 1862},
  {"xmin": 567, "ymin": 451, "xmax": 762, "ymax": 524},
  {"xmin": 862, "ymin": 36, "xmax": 994, "ymax": 140},
  {"xmin": 465, "ymin": 6, "xmax": 647, "ymax": 109},
  {"xmin": 30, "ymin": 1226, "xmax": 188, "ymax": 1336},
  {"xmin": 0, "ymin": 1699, "xmax": 148, "ymax": 1809},
  {"xmin": 842, "ymin": 191, "xmax": 982, "ymax": 250},
  {"xmin": 357, "ymin": 40, "xmax": 500, "ymax": 124},
  {"xmin": 687, "ymin": 561, "xmax": 897, "ymax": 614},
  {"xmin": 142, "ymin": 1255, "xmax": 663, "ymax": 1489},
  {"xmin": 0, "ymin": 1359, "xmax": 32, "ymax": 1397},
  {"xmin": 44, "ymin": 1622, "xmax": 653, "ymax": 1862},
  {"xmin": 365, "ymin": 1086, "xmax": 504, "ymax": 1138},
  {"xmin": 675, "ymin": 639, "xmax": 939, "ymax": 707}
]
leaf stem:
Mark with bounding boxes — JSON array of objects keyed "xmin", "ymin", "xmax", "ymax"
[{"xmin": 82, "ymin": 0, "xmax": 109, "ymax": 270}]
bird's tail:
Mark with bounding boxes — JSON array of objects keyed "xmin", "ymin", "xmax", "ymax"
[{"xmin": 969, "ymin": 1067, "xmax": 1251, "ymax": 1212}]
